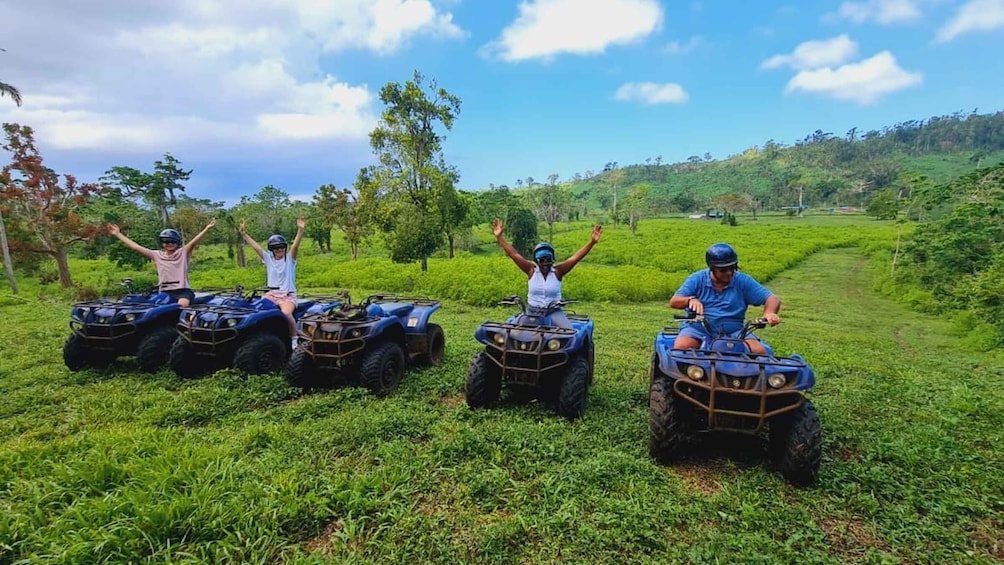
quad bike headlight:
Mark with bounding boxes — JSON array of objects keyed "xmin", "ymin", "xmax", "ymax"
[
  {"xmin": 546, "ymin": 339, "xmax": 562, "ymax": 351},
  {"xmin": 123, "ymin": 313, "xmax": 137, "ymax": 322},
  {"xmin": 686, "ymin": 364, "xmax": 705, "ymax": 380},
  {"xmin": 492, "ymin": 332, "xmax": 505, "ymax": 345},
  {"xmin": 767, "ymin": 374, "xmax": 787, "ymax": 389},
  {"xmin": 349, "ymin": 328, "xmax": 363, "ymax": 338},
  {"xmin": 184, "ymin": 311, "xmax": 195, "ymax": 323},
  {"xmin": 302, "ymin": 324, "xmax": 315, "ymax": 338},
  {"xmin": 225, "ymin": 318, "xmax": 239, "ymax": 327}
]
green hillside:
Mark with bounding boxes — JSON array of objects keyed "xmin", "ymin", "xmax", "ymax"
[{"xmin": 556, "ymin": 110, "xmax": 1004, "ymax": 214}]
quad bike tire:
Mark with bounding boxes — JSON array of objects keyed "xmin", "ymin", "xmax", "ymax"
[
  {"xmin": 416, "ymin": 323, "xmax": 445, "ymax": 366},
  {"xmin": 465, "ymin": 351, "xmax": 501, "ymax": 408},
  {"xmin": 63, "ymin": 334, "xmax": 90, "ymax": 372},
  {"xmin": 557, "ymin": 355, "xmax": 591, "ymax": 420},
  {"xmin": 136, "ymin": 326, "xmax": 178, "ymax": 373},
  {"xmin": 169, "ymin": 337, "xmax": 204, "ymax": 379},
  {"xmin": 649, "ymin": 354, "xmax": 689, "ymax": 463},
  {"xmin": 769, "ymin": 398, "xmax": 822, "ymax": 486},
  {"xmin": 360, "ymin": 341, "xmax": 406, "ymax": 396},
  {"xmin": 234, "ymin": 333, "xmax": 288, "ymax": 375},
  {"xmin": 285, "ymin": 349, "xmax": 320, "ymax": 389},
  {"xmin": 63, "ymin": 334, "xmax": 116, "ymax": 371}
]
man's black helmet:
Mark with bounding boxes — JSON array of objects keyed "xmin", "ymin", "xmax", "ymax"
[
  {"xmin": 267, "ymin": 234, "xmax": 287, "ymax": 250},
  {"xmin": 158, "ymin": 229, "xmax": 181, "ymax": 245},
  {"xmin": 705, "ymin": 242, "xmax": 738, "ymax": 268},
  {"xmin": 532, "ymin": 242, "xmax": 555, "ymax": 262}
]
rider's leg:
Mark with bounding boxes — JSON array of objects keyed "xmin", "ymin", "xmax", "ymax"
[
  {"xmin": 673, "ymin": 335, "xmax": 702, "ymax": 349},
  {"xmin": 280, "ymin": 301, "xmax": 296, "ymax": 342},
  {"xmin": 745, "ymin": 338, "xmax": 767, "ymax": 355}
]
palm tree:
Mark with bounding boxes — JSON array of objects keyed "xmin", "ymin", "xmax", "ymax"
[
  {"xmin": 0, "ymin": 81, "xmax": 22, "ymax": 106},
  {"xmin": 0, "ymin": 48, "xmax": 22, "ymax": 107}
]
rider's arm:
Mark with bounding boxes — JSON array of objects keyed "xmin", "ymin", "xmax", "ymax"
[
  {"xmin": 290, "ymin": 217, "xmax": 306, "ymax": 260},
  {"xmin": 493, "ymin": 220, "xmax": 533, "ymax": 276},
  {"xmin": 238, "ymin": 223, "xmax": 266, "ymax": 261},
  {"xmin": 761, "ymin": 294, "xmax": 781, "ymax": 325},
  {"xmin": 184, "ymin": 219, "xmax": 217, "ymax": 255},
  {"xmin": 108, "ymin": 225, "xmax": 156, "ymax": 259},
  {"xmin": 669, "ymin": 273, "xmax": 702, "ymax": 313},
  {"xmin": 555, "ymin": 224, "xmax": 602, "ymax": 279}
]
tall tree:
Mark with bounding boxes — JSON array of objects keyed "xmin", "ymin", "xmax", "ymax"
[
  {"xmin": 0, "ymin": 123, "xmax": 104, "ymax": 287},
  {"xmin": 315, "ymin": 170, "xmax": 375, "ymax": 260},
  {"xmin": 367, "ymin": 70, "xmax": 461, "ymax": 271},
  {"xmin": 528, "ymin": 174, "xmax": 570, "ymax": 241},
  {"xmin": 622, "ymin": 183, "xmax": 651, "ymax": 235},
  {"xmin": 100, "ymin": 153, "xmax": 192, "ymax": 227}
]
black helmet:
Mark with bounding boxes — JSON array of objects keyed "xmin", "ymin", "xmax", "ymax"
[
  {"xmin": 705, "ymin": 242, "xmax": 738, "ymax": 268},
  {"xmin": 158, "ymin": 229, "xmax": 181, "ymax": 245},
  {"xmin": 267, "ymin": 234, "xmax": 287, "ymax": 250},
  {"xmin": 532, "ymin": 242, "xmax": 555, "ymax": 262}
]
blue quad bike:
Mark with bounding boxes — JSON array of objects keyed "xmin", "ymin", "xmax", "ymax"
[
  {"xmin": 168, "ymin": 286, "xmax": 338, "ymax": 379},
  {"xmin": 63, "ymin": 278, "xmax": 216, "ymax": 373},
  {"xmin": 466, "ymin": 295, "xmax": 594, "ymax": 420},
  {"xmin": 285, "ymin": 292, "xmax": 445, "ymax": 396},
  {"xmin": 648, "ymin": 312, "xmax": 822, "ymax": 486}
]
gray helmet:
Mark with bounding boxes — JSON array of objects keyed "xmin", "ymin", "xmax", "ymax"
[
  {"xmin": 267, "ymin": 234, "xmax": 287, "ymax": 251},
  {"xmin": 532, "ymin": 242, "xmax": 555, "ymax": 262},
  {"xmin": 705, "ymin": 242, "xmax": 738, "ymax": 268},
  {"xmin": 158, "ymin": 229, "xmax": 181, "ymax": 245}
]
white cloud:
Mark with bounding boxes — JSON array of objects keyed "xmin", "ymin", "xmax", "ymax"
[
  {"xmin": 664, "ymin": 36, "xmax": 703, "ymax": 55},
  {"xmin": 0, "ymin": 0, "xmax": 462, "ymax": 156},
  {"xmin": 829, "ymin": 0, "xmax": 922, "ymax": 24},
  {"xmin": 482, "ymin": 0, "xmax": 663, "ymax": 62},
  {"xmin": 935, "ymin": 0, "xmax": 1004, "ymax": 43},
  {"xmin": 761, "ymin": 34, "xmax": 859, "ymax": 70},
  {"xmin": 784, "ymin": 51, "xmax": 922, "ymax": 104},
  {"xmin": 302, "ymin": 0, "xmax": 467, "ymax": 54},
  {"xmin": 614, "ymin": 82, "xmax": 689, "ymax": 104}
]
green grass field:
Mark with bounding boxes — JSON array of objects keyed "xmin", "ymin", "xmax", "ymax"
[{"xmin": 1, "ymin": 218, "xmax": 1002, "ymax": 563}]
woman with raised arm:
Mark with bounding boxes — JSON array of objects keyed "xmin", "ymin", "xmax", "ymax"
[
  {"xmin": 107, "ymin": 219, "xmax": 217, "ymax": 307},
  {"xmin": 238, "ymin": 217, "xmax": 306, "ymax": 348},
  {"xmin": 492, "ymin": 219, "xmax": 602, "ymax": 328}
]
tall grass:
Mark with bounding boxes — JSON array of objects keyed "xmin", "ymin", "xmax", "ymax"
[{"xmin": 2, "ymin": 217, "xmax": 999, "ymax": 563}]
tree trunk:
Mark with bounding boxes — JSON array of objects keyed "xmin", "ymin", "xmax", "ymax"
[
  {"xmin": 55, "ymin": 248, "xmax": 73, "ymax": 288},
  {"xmin": 351, "ymin": 242, "xmax": 358, "ymax": 260},
  {"xmin": 0, "ymin": 209, "xmax": 17, "ymax": 294},
  {"xmin": 237, "ymin": 239, "xmax": 247, "ymax": 268},
  {"xmin": 421, "ymin": 256, "xmax": 428, "ymax": 272},
  {"xmin": 448, "ymin": 234, "xmax": 455, "ymax": 259}
]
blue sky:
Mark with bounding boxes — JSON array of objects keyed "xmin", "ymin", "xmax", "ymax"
[{"xmin": 1, "ymin": 0, "xmax": 1002, "ymax": 204}]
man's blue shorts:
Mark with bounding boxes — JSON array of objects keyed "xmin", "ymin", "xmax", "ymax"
[{"xmin": 678, "ymin": 322, "xmax": 760, "ymax": 346}]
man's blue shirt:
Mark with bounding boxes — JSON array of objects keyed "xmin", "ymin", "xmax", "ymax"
[{"xmin": 675, "ymin": 269, "xmax": 773, "ymax": 334}]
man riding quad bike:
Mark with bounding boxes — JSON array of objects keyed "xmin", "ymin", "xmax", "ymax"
[
  {"xmin": 466, "ymin": 295, "xmax": 594, "ymax": 420},
  {"xmin": 648, "ymin": 312, "xmax": 822, "ymax": 485},
  {"xmin": 169, "ymin": 285, "xmax": 334, "ymax": 378},
  {"xmin": 285, "ymin": 292, "xmax": 445, "ymax": 395},
  {"xmin": 63, "ymin": 278, "xmax": 215, "ymax": 372}
]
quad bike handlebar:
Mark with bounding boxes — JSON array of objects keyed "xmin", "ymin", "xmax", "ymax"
[
  {"xmin": 497, "ymin": 295, "xmax": 576, "ymax": 315},
  {"xmin": 673, "ymin": 311, "xmax": 769, "ymax": 339},
  {"xmin": 118, "ymin": 278, "xmax": 181, "ymax": 296}
]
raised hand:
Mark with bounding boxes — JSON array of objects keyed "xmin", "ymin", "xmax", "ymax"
[
  {"xmin": 492, "ymin": 219, "xmax": 504, "ymax": 238},
  {"xmin": 238, "ymin": 220, "xmax": 246, "ymax": 234},
  {"xmin": 207, "ymin": 218, "xmax": 217, "ymax": 229},
  {"xmin": 591, "ymin": 224, "xmax": 603, "ymax": 243},
  {"xmin": 297, "ymin": 217, "xmax": 306, "ymax": 230},
  {"xmin": 107, "ymin": 223, "xmax": 120, "ymax": 236}
]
